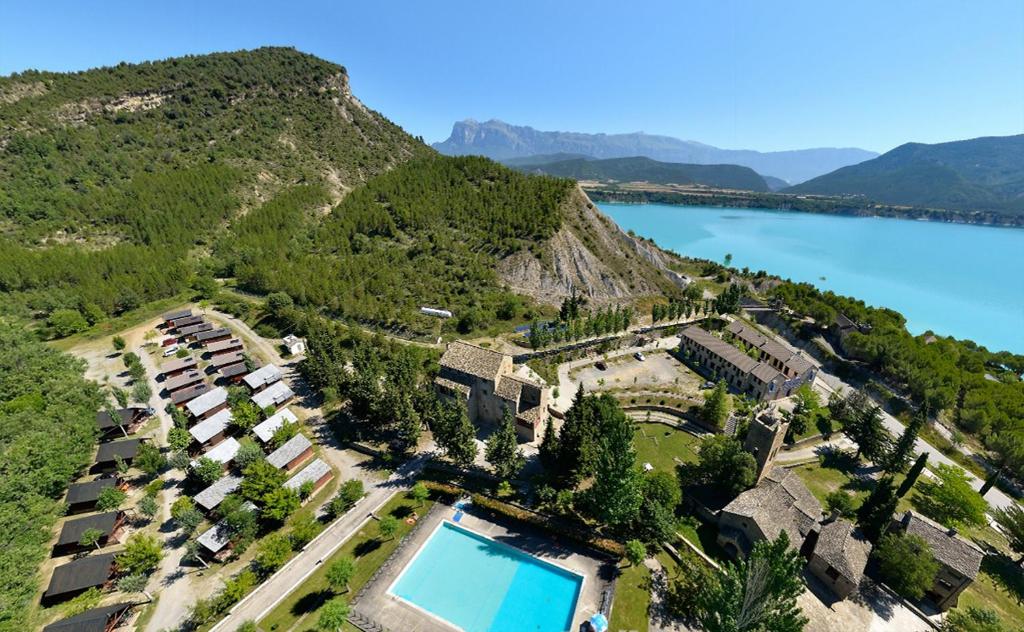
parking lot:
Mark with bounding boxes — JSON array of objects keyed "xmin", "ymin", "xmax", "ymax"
[{"xmin": 571, "ymin": 349, "xmax": 705, "ymax": 398}]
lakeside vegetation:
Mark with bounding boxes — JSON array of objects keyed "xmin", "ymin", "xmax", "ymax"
[{"xmin": 586, "ymin": 187, "xmax": 1024, "ymax": 227}]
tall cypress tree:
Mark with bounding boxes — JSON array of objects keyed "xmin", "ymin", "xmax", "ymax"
[
  {"xmin": 538, "ymin": 417, "xmax": 560, "ymax": 471},
  {"xmin": 588, "ymin": 398, "xmax": 642, "ymax": 528},
  {"xmin": 885, "ymin": 411, "xmax": 925, "ymax": 474},
  {"xmin": 897, "ymin": 453, "xmax": 928, "ymax": 498},
  {"xmin": 858, "ymin": 475, "xmax": 899, "ymax": 542}
]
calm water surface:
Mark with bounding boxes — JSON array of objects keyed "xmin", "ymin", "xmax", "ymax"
[{"xmin": 600, "ymin": 203, "xmax": 1024, "ymax": 353}]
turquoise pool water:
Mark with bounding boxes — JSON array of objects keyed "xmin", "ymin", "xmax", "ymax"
[{"xmin": 390, "ymin": 521, "xmax": 582, "ymax": 632}]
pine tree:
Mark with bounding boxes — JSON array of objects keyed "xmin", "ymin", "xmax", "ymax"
[
  {"xmin": 557, "ymin": 384, "xmax": 601, "ymax": 483},
  {"xmin": 486, "ymin": 409, "xmax": 525, "ymax": 479},
  {"xmin": 700, "ymin": 380, "xmax": 731, "ymax": 429},
  {"xmin": 538, "ymin": 417, "xmax": 560, "ymax": 471}
]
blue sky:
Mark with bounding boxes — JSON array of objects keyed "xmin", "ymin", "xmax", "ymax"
[{"xmin": 1, "ymin": 0, "xmax": 1021, "ymax": 153}]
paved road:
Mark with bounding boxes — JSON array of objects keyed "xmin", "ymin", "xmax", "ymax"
[{"xmin": 211, "ymin": 453, "xmax": 433, "ymax": 632}]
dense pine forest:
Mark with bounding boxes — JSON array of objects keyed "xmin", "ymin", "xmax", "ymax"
[
  {"xmin": 0, "ymin": 48, "xmax": 579, "ymax": 337},
  {"xmin": 0, "ymin": 325, "xmax": 102, "ymax": 631}
]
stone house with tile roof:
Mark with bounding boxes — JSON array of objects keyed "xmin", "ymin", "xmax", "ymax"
[
  {"xmin": 805, "ymin": 518, "xmax": 872, "ymax": 598},
  {"xmin": 434, "ymin": 341, "xmax": 549, "ymax": 442},
  {"xmin": 889, "ymin": 511, "xmax": 983, "ymax": 611}
]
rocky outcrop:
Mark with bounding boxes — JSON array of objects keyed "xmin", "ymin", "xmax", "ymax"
[{"xmin": 498, "ymin": 186, "xmax": 686, "ymax": 305}]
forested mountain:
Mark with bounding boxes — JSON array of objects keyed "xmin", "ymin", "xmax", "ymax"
[
  {"xmin": 513, "ymin": 156, "xmax": 769, "ymax": 191},
  {"xmin": 787, "ymin": 135, "xmax": 1024, "ymax": 215},
  {"xmin": 433, "ymin": 119, "xmax": 877, "ymax": 183},
  {"xmin": 0, "ymin": 48, "xmax": 683, "ymax": 339}
]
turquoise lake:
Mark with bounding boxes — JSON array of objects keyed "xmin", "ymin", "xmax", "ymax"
[{"xmin": 599, "ymin": 203, "xmax": 1024, "ymax": 354}]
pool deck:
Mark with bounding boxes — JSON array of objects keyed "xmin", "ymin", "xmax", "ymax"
[{"xmin": 352, "ymin": 500, "xmax": 615, "ymax": 632}]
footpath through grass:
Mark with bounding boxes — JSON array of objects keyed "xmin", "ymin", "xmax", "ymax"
[{"xmin": 258, "ymin": 492, "xmax": 435, "ymax": 632}]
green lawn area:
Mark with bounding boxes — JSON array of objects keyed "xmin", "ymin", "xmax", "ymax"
[
  {"xmin": 959, "ymin": 554, "xmax": 1024, "ymax": 625},
  {"xmin": 634, "ymin": 423, "xmax": 701, "ymax": 474},
  {"xmin": 258, "ymin": 492, "xmax": 436, "ymax": 632},
  {"xmin": 610, "ymin": 561, "xmax": 650, "ymax": 632}
]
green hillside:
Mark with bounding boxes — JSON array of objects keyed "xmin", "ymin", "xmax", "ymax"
[
  {"xmin": 1, "ymin": 48, "xmax": 674, "ymax": 340},
  {"xmin": 513, "ymin": 156, "xmax": 769, "ymax": 191},
  {"xmin": 787, "ymin": 135, "xmax": 1024, "ymax": 214}
]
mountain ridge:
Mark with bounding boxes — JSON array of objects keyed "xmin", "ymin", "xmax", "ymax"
[
  {"xmin": 433, "ymin": 118, "xmax": 878, "ymax": 184},
  {"xmin": 512, "ymin": 155, "xmax": 769, "ymax": 191},
  {"xmin": 786, "ymin": 134, "xmax": 1024, "ymax": 214}
]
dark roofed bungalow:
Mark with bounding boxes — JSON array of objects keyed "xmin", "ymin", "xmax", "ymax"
[
  {"xmin": 178, "ymin": 321, "xmax": 214, "ymax": 340},
  {"xmin": 93, "ymin": 439, "xmax": 144, "ymax": 472},
  {"xmin": 95, "ymin": 407, "xmax": 149, "ymax": 439},
  {"xmin": 161, "ymin": 356, "xmax": 198, "ymax": 378},
  {"xmin": 170, "ymin": 383, "xmax": 211, "ymax": 407},
  {"xmin": 168, "ymin": 314, "xmax": 204, "ymax": 331},
  {"xmin": 206, "ymin": 337, "xmax": 243, "ymax": 356},
  {"xmin": 161, "ymin": 308, "xmax": 192, "ymax": 327},
  {"xmin": 219, "ymin": 362, "xmax": 249, "ymax": 383},
  {"xmin": 196, "ymin": 327, "xmax": 232, "ymax": 345},
  {"xmin": 42, "ymin": 602, "xmax": 134, "ymax": 632},
  {"xmin": 43, "ymin": 552, "xmax": 117, "ymax": 604},
  {"xmin": 54, "ymin": 511, "xmax": 125, "ymax": 556},
  {"xmin": 65, "ymin": 478, "xmax": 121, "ymax": 514},
  {"xmin": 209, "ymin": 351, "xmax": 244, "ymax": 369},
  {"xmin": 891, "ymin": 511, "xmax": 984, "ymax": 611},
  {"xmin": 164, "ymin": 370, "xmax": 204, "ymax": 394}
]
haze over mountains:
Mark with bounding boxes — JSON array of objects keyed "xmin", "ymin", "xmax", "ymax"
[
  {"xmin": 787, "ymin": 135, "xmax": 1024, "ymax": 215},
  {"xmin": 433, "ymin": 119, "xmax": 879, "ymax": 184},
  {"xmin": 512, "ymin": 156, "xmax": 770, "ymax": 192}
]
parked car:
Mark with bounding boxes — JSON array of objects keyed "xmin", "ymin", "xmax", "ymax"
[
  {"xmin": 701, "ymin": 381, "xmax": 716, "ymax": 389},
  {"xmin": 634, "ymin": 352, "xmax": 646, "ymax": 361},
  {"xmin": 595, "ymin": 361, "xmax": 607, "ymax": 371},
  {"xmin": 162, "ymin": 345, "xmax": 179, "ymax": 357},
  {"xmin": 161, "ymin": 337, "xmax": 178, "ymax": 347}
]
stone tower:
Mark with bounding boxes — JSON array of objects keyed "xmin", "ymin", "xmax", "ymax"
[{"xmin": 744, "ymin": 409, "xmax": 790, "ymax": 484}]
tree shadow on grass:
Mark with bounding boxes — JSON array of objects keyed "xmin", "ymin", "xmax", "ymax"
[
  {"xmin": 391, "ymin": 505, "xmax": 413, "ymax": 520},
  {"xmin": 291, "ymin": 589, "xmax": 332, "ymax": 617},
  {"xmin": 354, "ymin": 538, "xmax": 382, "ymax": 558},
  {"xmin": 820, "ymin": 447, "xmax": 860, "ymax": 474},
  {"xmin": 982, "ymin": 553, "xmax": 1024, "ymax": 605}
]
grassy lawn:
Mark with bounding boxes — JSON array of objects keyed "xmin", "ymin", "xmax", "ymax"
[
  {"xmin": 634, "ymin": 423, "xmax": 701, "ymax": 474},
  {"xmin": 610, "ymin": 561, "xmax": 650, "ymax": 632},
  {"xmin": 959, "ymin": 554, "xmax": 1024, "ymax": 625},
  {"xmin": 258, "ymin": 492, "xmax": 435, "ymax": 632}
]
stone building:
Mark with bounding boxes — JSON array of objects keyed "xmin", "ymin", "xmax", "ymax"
[
  {"xmin": 434, "ymin": 341, "xmax": 548, "ymax": 441},
  {"xmin": 805, "ymin": 518, "xmax": 872, "ymax": 599},
  {"xmin": 744, "ymin": 411, "xmax": 789, "ymax": 484},
  {"xmin": 889, "ymin": 511, "xmax": 983, "ymax": 611}
]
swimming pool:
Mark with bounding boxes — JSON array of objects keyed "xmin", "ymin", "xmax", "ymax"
[{"xmin": 389, "ymin": 521, "xmax": 583, "ymax": 632}]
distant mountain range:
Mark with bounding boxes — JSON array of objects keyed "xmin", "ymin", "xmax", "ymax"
[
  {"xmin": 433, "ymin": 119, "xmax": 878, "ymax": 184},
  {"xmin": 512, "ymin": 155, "xmax": 770, "ymax": 192},
  {"xmin": 787, "ymin": 135, "xmax": 1024, "ymax": 215}
]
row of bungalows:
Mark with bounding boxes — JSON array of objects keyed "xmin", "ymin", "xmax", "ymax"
[
  {"xmin": 43, "ymin": 602, "xmax": 136, "ymax": 632},
  {"xmin": 167, "ymin": 314, "xmax": 204, "ymax": 333},
  {"xmin": 95, "ymin": 406, "xmax": 150, "ymax": 440},
  {"xmin": 52, "ymin": 510, "xmax": 127, "ymax": 557},
  {"xmin": 679, "ymin": 325, "xmax": 804, "ymax": 402},
  {"xmin": 197, "ymin": 501, "xmax": 257, "ymax": 561},
  {"xmin": 160, "ymin": 308, "xmax": 194, "ymax": 330},
  {"xmin": 253, "ymin": 408, "xmax": 299, "ymax": 444},
  {"xmin": 178, "ymin": 321, "xmax": 214, "ymax": 341}
]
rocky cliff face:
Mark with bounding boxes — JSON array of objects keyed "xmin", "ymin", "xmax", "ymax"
[{"xmin": 498, "ymin": 186, "xmax": 685, "ymax": 305}]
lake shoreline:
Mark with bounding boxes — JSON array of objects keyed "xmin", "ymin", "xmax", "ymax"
[
  {"xmin": 586, "ymin": 187, "xmax": 1024, "ymax": 229},
  {"xmin": 600, "ymin": 202, "xmax": 1024, "ymax": 354}
]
